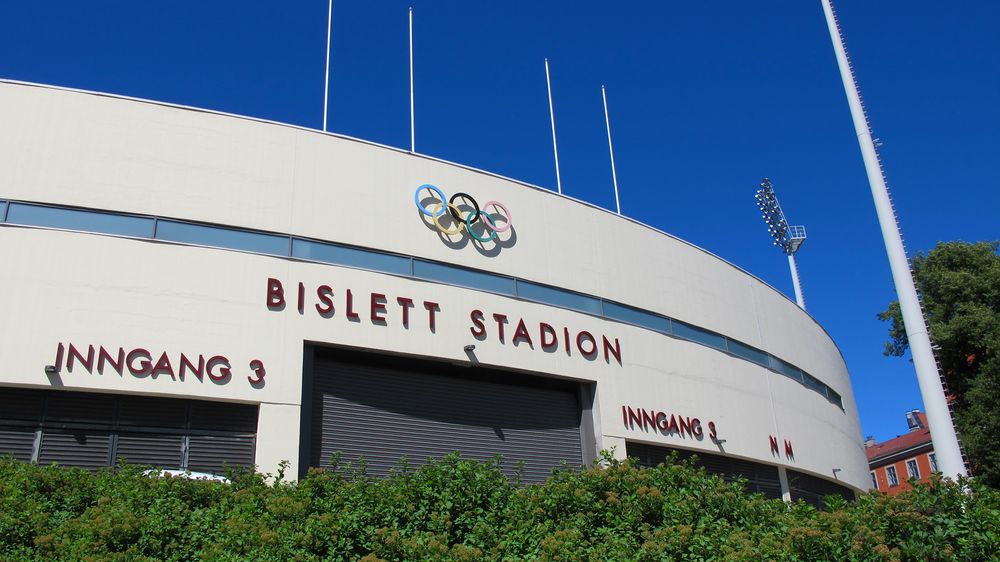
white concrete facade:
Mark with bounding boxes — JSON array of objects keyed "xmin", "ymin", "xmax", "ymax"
[{"xmin": 0, "ymin": 81, "xmax": 868, "ymax": 492}]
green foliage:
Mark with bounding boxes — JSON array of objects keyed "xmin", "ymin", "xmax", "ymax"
[
  {"xmin": 2, "ymin": 453, "xmax": 999, "ymax": 561},
  {"xmin": 878, "ymin": 240, "xmax": 1000, "ymax": 486}
]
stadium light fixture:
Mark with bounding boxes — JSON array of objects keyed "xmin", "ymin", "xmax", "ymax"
[{"xmin": 754, "ymin": 178, "xmax": 807, "ymax": 309}]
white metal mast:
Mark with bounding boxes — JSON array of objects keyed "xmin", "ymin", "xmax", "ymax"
[
  {"xmin": 820, "ymin": 0, "xmax": 967, "ymax": 479},
  {"xmin": 322, "ymin": 0, "xmax": 333, "ymax": 132},
  {"xmin": 544, "ymin": 59, "xmax": 562, "ymax": 194},
  {"xmin": 602, "ymin": 85, "xmax": 621, "ymax": 215},
  {"xmin": 409, "ymin": 6, "xmax": 415, "ymax": 153}
]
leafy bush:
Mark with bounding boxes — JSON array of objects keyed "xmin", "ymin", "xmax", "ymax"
[{"xmin": 1, "ymin": 453, "xmax": 998, "ymax": 561}]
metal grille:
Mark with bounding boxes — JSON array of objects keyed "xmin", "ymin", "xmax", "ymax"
[
  {"xmin": 0, "ymin": 388, "xmax": 258, "ymax": 474},
  {"xmin": 627, "ymin": 442, "xmax": 783, "ymax": 500},
  {"xmin": 188, "ymin": 435, "xmax": 256, "ymax": 473},
  {"xmin": 0, "ymin": 427, "xmax": 36, "ymax": 461},
  {"xmin": 310, "ymin": 354, "xmax": 583, "ymax": 483},
  {"xmin": 787, "ymin": 468, "xmax": 854, "ymax": 507},
  {"xmin": 38, "ymin": 431, "xmax": 112, "ymax": 471}
]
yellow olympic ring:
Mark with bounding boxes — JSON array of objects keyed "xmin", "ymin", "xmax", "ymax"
[{"xmin": 429, "ymin": 202, "xmax": 466, "ymax": 236}]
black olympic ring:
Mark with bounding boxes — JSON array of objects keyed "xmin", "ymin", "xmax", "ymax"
[{"xmin": 448, "ymin": 192, "xmax": 481, "ymax": 225}]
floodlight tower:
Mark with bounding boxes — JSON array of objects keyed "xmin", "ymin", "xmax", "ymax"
[
  {"xmin": 819, "ymin": 0, "xmax": 967, "ymax": 480},
  {"xmin": 755, "ymin": 178, "xmax": 807, "ymax": 309}
]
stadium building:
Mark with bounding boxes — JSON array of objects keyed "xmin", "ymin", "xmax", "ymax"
[{"xmin": 0, "ymin": 80, "xmax": 868, "ymax": 503}]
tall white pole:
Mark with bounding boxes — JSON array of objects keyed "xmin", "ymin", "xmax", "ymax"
[
  {"xmin": 787, "ymin": 254, "xmax": 806, "ymax": 310},
  {"xmin": 408, "ymin": 6, "xmax": 415, "ymax": 153},
  {"xmin": 820, "ymin": 0, "xmax": 966, "ymax": 479},
  {"xmin": 544, "ymin": 59, "xmax": 562, "ymax": 195},
  {"xmin": 602, "ymin": 85, "xmax": 621, "ymax": 215},
  {"xmin": 322, "ymin": 0, "xmax": 333, "ymax": 132}
]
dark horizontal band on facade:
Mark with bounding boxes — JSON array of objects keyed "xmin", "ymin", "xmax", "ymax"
[{"xmin": 0, "ymin": 198, "xmax": 844, "ymax": 410}]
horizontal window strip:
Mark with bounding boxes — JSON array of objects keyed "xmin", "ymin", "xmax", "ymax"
[{"xmin": 0, "ymin": 198, "xmax": 844, "ymax": 409}]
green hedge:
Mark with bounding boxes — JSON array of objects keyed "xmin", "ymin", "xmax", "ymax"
[{"xmin": 1, "ymin": 453, "xmax": 998, "ymax": 561}]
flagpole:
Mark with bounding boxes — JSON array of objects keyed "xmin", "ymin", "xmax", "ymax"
[
  {"xmin": 322, "ymin": 0, "xmax": 333, "ymax": 132},
  {"xmin": 544, "ymin": 58, "xmax": 562, "ymax": 194},
  {"xmin": 409, "ymin": 6, "xmax": 415, "ymax": 153},
  {"xmin": 602, "ymin": 85, "xmax": 621, "ymax": 215}
]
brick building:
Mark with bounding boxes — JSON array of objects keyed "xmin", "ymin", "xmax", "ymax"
[{"xmin": 866, "ymin": 410, "xmax": 938, "ymax": 494}]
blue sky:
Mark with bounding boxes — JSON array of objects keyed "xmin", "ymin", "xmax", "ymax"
[{"xmin": 1, "ymin": 1, "xmax": 997, "ymax": 443}]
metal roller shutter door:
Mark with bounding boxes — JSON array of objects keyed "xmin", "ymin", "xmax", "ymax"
[{"xmin": 311, "ymin": 358, "xmax": 583, "ymax": 483}]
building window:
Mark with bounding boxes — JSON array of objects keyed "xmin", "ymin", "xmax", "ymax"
[
  {"xmin": 929, "ymin": 453, "xmax": 938, "ymax": 473},
  {"xmin": 870, "ymin": 471, "xmax": 878, "ymax": 490},
  {"xmin": 887, "ymin": 465, "xmax": 899, "ymax": 486},
  {"xmin": 906, "ymin": 459, "xmax": 920, "ymax": 479}
]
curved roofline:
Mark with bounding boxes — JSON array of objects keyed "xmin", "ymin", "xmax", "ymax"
[{"xmin": 0, "ymin": 78, "xmax": 846, "ymax": 362}]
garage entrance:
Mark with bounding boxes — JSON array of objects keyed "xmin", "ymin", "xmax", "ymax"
[{"xmin": 303, "ymin": 347, "xmax": 589, "ymax": 483}]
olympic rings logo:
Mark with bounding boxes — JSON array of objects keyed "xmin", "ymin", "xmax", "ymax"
[{"xmin": 413, "ymin": 184, "xmax": 513, "ymax": 242}]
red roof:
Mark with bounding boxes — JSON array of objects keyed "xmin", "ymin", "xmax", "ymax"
[{"xmin": 866, "ymin": 412, "xmax": 932, "ymax": 463}]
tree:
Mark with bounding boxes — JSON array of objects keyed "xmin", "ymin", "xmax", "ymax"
[{"xmin": 879, "ymin": 240, "xmax": 1000, "ymax": 486}]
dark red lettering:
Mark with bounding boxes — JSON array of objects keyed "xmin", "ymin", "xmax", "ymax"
[
  {"xmin": 626, "ymin": 406, "xmax": 642, "ymax": 428},
  {"xmin": 397, "ymin": 297, "xmax": 414, "ymax": 327},
  {"xmin": 678, "ymin": 416, "xmax": 692, "ymax": 437},
  {"xmin": 315, "ymin": 285, "xmax": 334, "ymax": 315},
  {"xmin": 709, "ymin": 421, "xmax": 718, "ymax": 440},
  {"xmin": 53, "ymin": 342, "xmax": 65, "ymax": 372},
  {"xmin": 67, "ymin": 344, "xmax": 95, "ymax": 372},
  {"xmin": 297, "ymin": 282, "xmax": 305, "ymax": 313},
  {"xmin": 656, "ymin": 412, "xmax": 668, "ymax": 431},
  {"xmin": 563, "ymin": 327, "xmax": 571, "ymax": 354},
  {"xmin": 784, "ymin": 440, "xmax": 794, "ymax": 458},
  {"xmin": 769, "ymin": 435, "xmax": 779, "ymax": 455},
  {"xmin": 150, "ymin": 352, "xmax": 176, "ymax": 380},
  {"xmin": 248, "ymin": 359, "xmax": 266, "ymax": 386},
  {"xmin": 540, "ymin": 323, "xmax": 557, "ymax": 349},
  {"xmin": 179, "ymin": 353, "xmax": 205, "ymax": 381},
  {"xmin": 126, "ymin": 348, "xmax": 152, "ymax": 377},
  {"xmin": 346, "ymin": 289, "xmax": 360, "ymax": 320},
  {"xmin": 603, "ymin": 335, "xmax": 621, "ymax": 364},
  {"xmin": 370, "ymin": 293, "xmax": 387, "ymax": 322},
  {"xmin": 512, "ymin": 319, "xmax": 533, "ymax": 346},
  {"xmin": 470, "ymin": 309, "xmax": 486, "ymax": 337},
  {"xmin": 97, "ymin": 346, "xmax": 125, "ymax": 375},
  {"xmin": 666, "ymin": 414, "xmax": 679, "ymax": 434},
  {"xmin": 641, "ymin": 409, "xmax": 656, "ymax": 430},
  {"xmin": 207, "ymin": 355, "xmax": 232, "ymax": 382},
  {"xmin": 692, "ymin": 418, "xmax": 703, "ymax": 439},
  {"xmin": 493, "ymin": 313, "xmax": 508, "ymax": 342},
  {"xmin": 267, "ymin": 278, "xmax": 285, "ymax": 309},
  {"xmin": 576, "ymin": 331, "xmax": 597, "ymax": 357},
  {"xmin": 424, "ymin": 301, "xmax": 440, "ymax": 332}
]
